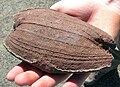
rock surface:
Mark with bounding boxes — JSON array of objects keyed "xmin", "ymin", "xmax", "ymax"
[{"xmin": 4, "ymin": 8, "xmax": 115, "ymax": 73}]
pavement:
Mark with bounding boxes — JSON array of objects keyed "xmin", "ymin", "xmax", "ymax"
[{"xmin": 0, "ymin": 0, "xmax": 120, "ymax": 87}]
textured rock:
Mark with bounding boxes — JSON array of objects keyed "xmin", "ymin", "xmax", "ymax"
[{"xmin": 4, "ymin": 8, "xmax": 115, "ymax": 73}]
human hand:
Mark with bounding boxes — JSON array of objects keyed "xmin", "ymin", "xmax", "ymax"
[
  {"xmin": 7, "ymin": 0, "xmax": 120, "ymax": 87},
  {"xmin": 51, "ymin": 0, "xmax": 120, "ymax": 39}
]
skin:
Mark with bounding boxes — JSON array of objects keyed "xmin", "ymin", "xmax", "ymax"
[{"xmin": 7, "ymin": 0, "xmax": 120, "ymax": 87}]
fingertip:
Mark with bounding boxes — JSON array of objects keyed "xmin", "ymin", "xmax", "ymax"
[
  {"xmin": 6, "ymin": 71, "xmax": 15, "ymax": 81},
  {"xmin": 6, "ymin": 66, "xmax": 25, "ymax": 81},
  {"xmin": 14, "ymin": 71, "xmax": 34, "ymax": 86},
  {"xmin": 31, "ymin": 75, "xmax": 56, "ymax": 87},
  {"xmin": 63, "ymin": 82, "xmax": 79, "ymax": 87},
  {"xmin": 15, "ymin": 71, "xmax": 43, "ymax": 86},
  {"xmin": 50, "ymin": 1, "xmax": 62, "ymax": 11},
  {"xmin": 14, "ymin": 73, "xmax": 27, "ymax": 86}
]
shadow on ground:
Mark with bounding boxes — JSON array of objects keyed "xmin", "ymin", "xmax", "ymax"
[{"xmin": 85, "ymin": 69, "xmax": 120, "ymax": 87}]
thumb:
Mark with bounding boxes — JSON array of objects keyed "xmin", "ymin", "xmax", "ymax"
[{"xmin": 50, "ymin": 0, "xmax": 95, "ymax": 21}]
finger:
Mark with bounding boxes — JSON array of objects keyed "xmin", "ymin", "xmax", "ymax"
[
  {"xmin": 31, "ymin": 73, "xmax": 71, "ymax": 87},
  {"xmin": 63, "ymin": 73, "xmax": 90, "ymax": 87},
  {"xmin": 7, "ymin": 62, "xmax": 44, "ymax": 86},
  {"xmin": 50, "ymin": 0, "xmax": 95, "ymax": 21},
  {"xmin": 14, "ymin": 70, "xmax": 43, "ymax": 86},
  {"xmin": 7, "ymin": 62, "xmax": 27, "ymax": 81}
]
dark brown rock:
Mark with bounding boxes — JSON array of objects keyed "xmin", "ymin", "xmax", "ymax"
[{"xmin": 4, "ymin": 8, "xmax": 115, "ymax": 73}]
